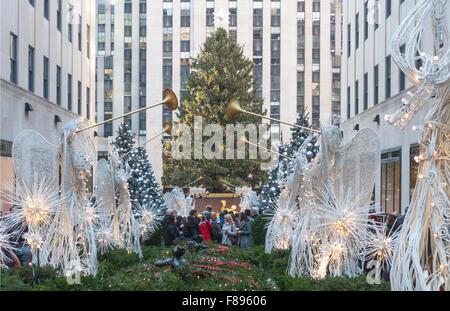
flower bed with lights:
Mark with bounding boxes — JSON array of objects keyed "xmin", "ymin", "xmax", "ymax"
[{"xmin": 0, "ymin": 243, "xmax": 390, "ymax": 291}]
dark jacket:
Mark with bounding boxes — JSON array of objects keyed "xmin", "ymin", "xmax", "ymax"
[
  {"xmin": 163, "ymin": 215, "xmax": 180, "ymax": 246},
  {"xmin": 237, "ymin": 220, "xmax": 252, "ymax": 249},
  {"xmin": 210, "ymin": 221, "xmax": 221, "ymax": 243},
  {"xmin": 183, "ymin": 216, "xmax": 199, "ymax": 239}
]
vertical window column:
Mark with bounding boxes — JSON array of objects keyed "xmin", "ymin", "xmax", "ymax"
[
  {"xmin": 270, "ymin": 0, "xmax": 281, "ymax": 141},
  {"xmin": 10, "ymin": 33, "xmax": 17, "ymax": 84},
  {"xmin": 28, "ymin": 46, "xmax": 35, "ymax": 92},
  {"xmin": 206, "ymin": 1, "xmax": 215, "ymax": 35},
  {"xmin": 163, "ymin": 0, "xmax": 174, "ymax": 132},
  {"xmin": 139, "ymin": 0, "xmax": 147, "ymax": 137},
  {"xmin": 253, "ymin": 1, "xmax": 263, "ymax": 101},
  {"xmin": 229, "ymin": 0, "xmax": 237, "ymax": 39},
  {"xmin": 311, "ymin": 0, "xmax": 321, "ymax": 127},
  {"xmin": 297, "ymin": 0, "xmax": 305, "ymax": 114},
  {"xmin": 124, "ymin": 0, "xmax": 133, "ymax": 128},
  {"xmin": 43, "ymin": 57, "xmax": 49, "ymax": 99}
]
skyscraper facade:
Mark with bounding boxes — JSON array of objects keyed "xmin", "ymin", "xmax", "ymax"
[
  {"xmin": 0, "ymin": 0, "xmax": 96, "ymax": 211},
  {"xmin": 95, "ymin": 0, "xmax": 342, "ymax": 182}
]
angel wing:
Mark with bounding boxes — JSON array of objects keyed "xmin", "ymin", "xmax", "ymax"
[
  {"xmin": 12, "ymin": 130, "xmax": 59, "ymax": 186},
  {"xmin": 335, "ymin": 128, "xmax": 380, "ymax": 205},
  {"xmin": 95, "ymin": 159, "xmax": 115, "ymax": 216}
]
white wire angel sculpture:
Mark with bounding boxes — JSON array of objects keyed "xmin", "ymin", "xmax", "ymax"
[
  {"xmin": 163, "ymin": 188, "xmax": 194, "ymax": 217},
  {"xmin": 238, "ymin": 188, "xmax": 259, "ymax": 212},
  {"xmin": 386, "ymin": 0, "xmax": 449, "ymax": 291},
  {"xmin": 95, "ymin": 153, "xmax": 142, "ymax": 257},
  {"xmin": 288, "ymin": 123, "xmax": 381, "ymax": 279},
  {"xmin": 264, "ymin": 133, "xmax": 316, "ymax": 254}
]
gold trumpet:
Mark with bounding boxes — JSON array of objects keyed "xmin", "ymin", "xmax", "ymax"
[
  {"xmin": 76, "ymin": 89, "xmax": 178, "ymax": 133},
  {"xmin": 226, "ymin": 99, "xmax": 321, "ymax": 135},
  {"xmin": 239, "ymin": 136, "xmax": 293, "ymax": 161},
  {"xmin": 120, "ymin": 123, "xmax": 173, "ymax": 159}
]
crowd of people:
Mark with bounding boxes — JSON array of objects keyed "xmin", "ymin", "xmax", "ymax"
[{"xmin": 162, "ymin": 206, "xmax": 261, "ymax": 249}]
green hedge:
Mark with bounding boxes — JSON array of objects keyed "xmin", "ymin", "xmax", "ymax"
[
  {"xmin": 0, "ymin": 243, "xmax": 390, "ymax": 291},
  {"xmin": 251, "ymin": 215, "xmax": 269, "ymax": 245}
]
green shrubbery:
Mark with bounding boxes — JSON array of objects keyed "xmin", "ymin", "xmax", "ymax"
[
  {"xmin": 0, "ymin": 243, "xmax": 390, "ymax": 291},
  {"xmin": 251, "ymin": 215, "xmax": 269, "ymax": 245}
]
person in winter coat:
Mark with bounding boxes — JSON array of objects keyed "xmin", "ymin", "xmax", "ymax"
[
  {"xmin": 221, "ymin": 214, "xmax": 238, "ymax": 246},
  {"xmin": 198, "ymin": 216, "xmax": 213, "ymax": 242},
  {"xmin": 237, "ymin": 212, "xmax": 252, "ymax": 249},
  {"xmin": 210, "ymin": 212, "xmax": 222, "ymax": 243},
  {"xmin": 163, "ymin": 214, "xmax": 180, "ymax": 246},
  {"xmin": 183, "ymin": 216, "xmax": 198, "ymax": 240}
]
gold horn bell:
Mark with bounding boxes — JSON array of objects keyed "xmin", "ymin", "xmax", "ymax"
[
  {"xmin": 163, "ymin": 122, "xmax": 173, "ymax": 135},
  {"xmin": 226, "ymin": 99, "xmax": 245, "ymax": 120},
  {"xmin": 162, "ymin": 89, "xmax": 179, "ymax": 111},
  {"xmin": 225, "ymin": 98, "xmax": 321, "ymax": 135}
]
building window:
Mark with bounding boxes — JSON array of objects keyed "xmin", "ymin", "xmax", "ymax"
[
  {"xmin": 364, "ymin": 73, "xmax": 368, "ymax": 111},
  {"xmin": 181, "ymin": 40, "xmax": 190, "ymax": 52},
  {"xmin": 399, "ymin": 45, "xmax": 406, "ymax": 92},
  {"xmin": 229, "ymin": 6, "xmax": 237, "ymax": 27},
  {"xmin": 44, "ymin": 0, "xmax": 50, "ymax": 20},
  {"xmin": 87, "ymin": 25, "xmax": 91, "ymax": 58},
  {"xmin": 10, "ymin": 33, "xmax": 17, "ymax": 84},
  {"xmin": 386, "ymin": 56, "xmax": 391, "ymax": 99},
  {"xmin": 56, "ymin": 66, "xmax": 61, "ymax": 106},
  {"xmin": 43, "ymin": 57, "xmax": 49, "ymax": 99},
  {"xmin": 355, "ymin": 13, "xmax": 359, "ymax": 50},
  {"xmin": 374, "ymin": 65, "xmax": 379, "ymax": 105},
  {"xmin": 86, "ymin": 87, "xmax": 90, "ymax": 119},
  {"xmin": 364, "ymin": 1, "xmax": 368, "ymax": 40},
  {"xmin": 355, "ymin": 80, "xmax": 359, "ymax": 115},
  {"xmin": 29, "ymin": 0, "xmax": 35, "ymax": 7},
  {"xmin": 409, "ymin": 145, "xmax": 419, "ymax": 203},
  {"xmin": 347, "ymin": 87, "xmax": 351, "ymax": 119},
  {"xmin": 381, "ymin": 149, "xmax": 401, "ymax": 215},
  {"xmin": 139, "ymin": 112, "xmax": 146, "ymax": 136},
  {"xmin": 347, "ymin": 24, "xmax": 351, "ymax": 57},
  {"xmin": 206, "ymin": 5, "xmax": 214, "ymax": 27},
  {"xmin": 386, "ymin": 0, "xmax": 392, "ymax": 18},
  {"xmin": 57, "ymin": 0, "xmax": 62, "ymax": 31},
  {"xmin": 28, "ymin": 46, "xmax": 35, "ymax": 92},
  {"xmin": 164, "ymin": 3, "xmax": 173, "ymax": 28},
  {"xmin": 271, "ymin": 1, "xmax": 281, "ymax": 27},
  {"xmin": 124, "ymin": 2, "xmax": 132, "ymax": 13},
  {"xmin": 77, "ymin": 81, "xmax": 82, "ymax": 116},
  {"xmin": 68, "ymin": 21, "xmax": 73, "ymax": 42},
  {"xmin": 68, "ymin": 74, "xmax": 72, "ymax": 111}
]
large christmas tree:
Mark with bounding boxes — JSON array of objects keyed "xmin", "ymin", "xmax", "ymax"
[
  {"xmin": 162, "ymin": 28, "xmax": 267, "ymax": 192},
  {"xmin": 112, "ymin": 123, "xmax": 166, "ymax": 215},
  {"xmin": 259, "ymin": 114, "xmax": 319, "ymax": 209}
]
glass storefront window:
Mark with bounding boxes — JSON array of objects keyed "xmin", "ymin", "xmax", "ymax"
[{"xmin": 381, "ymin": 149, "xmax": 401, "ymax": 214}]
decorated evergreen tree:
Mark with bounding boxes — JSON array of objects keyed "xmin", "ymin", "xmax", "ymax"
[
  {"xmin": 258, "ymin": 114, "xmax": 319, "ymax": 209},
  {"xmin": 112, "ymin": 123, "xmax": 166, "ymax": 215},
  {"xmin": 162, "ymin": 28, "xmax": 268, "ymax": 192}
]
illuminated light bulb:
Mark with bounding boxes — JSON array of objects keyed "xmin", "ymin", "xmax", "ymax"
[
  {"xmin": 412, "ymin": 126, "xmax": 418, "ymax": 131},
  {"xmin": 414, "ymin": 156, "xmax": 420, "ymax": 163},
  {"xmin": 418, "ymin": 174, "xmax": 424, "ymax": 179}
]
